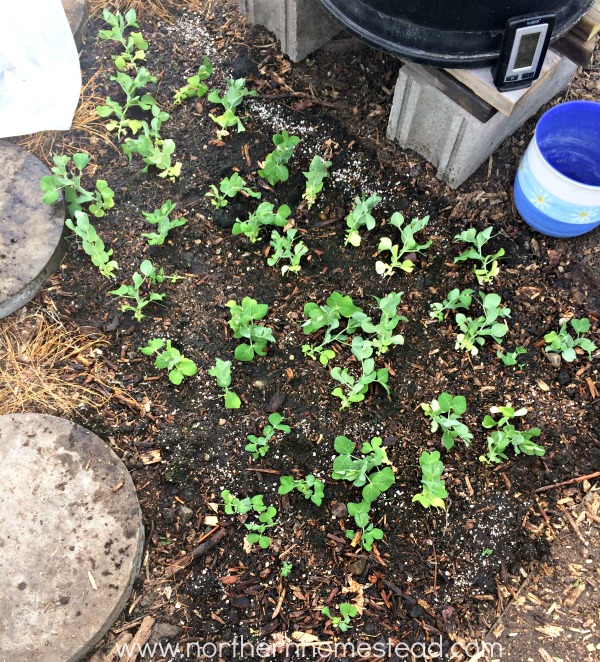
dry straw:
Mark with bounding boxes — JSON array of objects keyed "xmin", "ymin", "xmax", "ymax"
[
  {"xmin": 87, "ymin": 0, "xmax": 206, "ymax": 22},
  {"xmin": 0, "ymin": 310, "xmax": 109, "ymax": 416}
]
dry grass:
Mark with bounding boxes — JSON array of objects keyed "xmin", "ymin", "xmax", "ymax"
[
  {"xmin": 0, "ymin": 310, "xmax": 110, "ymax": 416},
  {"xmin": 87, "ymin": 0, "xmax": 206, "ymax": 22},
  {"xmin": 18, "ymin": 70, "xmax": 118, "ymax": 166}
]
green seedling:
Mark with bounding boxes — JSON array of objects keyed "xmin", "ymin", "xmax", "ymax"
[
  {"xmin": 209, "ymin": 359, "xmax": 241, "ymax": 409},
  {"xmin": 245, "ymin": 412, "xmax": 290, "ymax": 459},
  {"xmin": 280, "ymin": 561, "xmax": 293, "ymax": 577},
  {"xmin": 480, "ymin": 405, "xmax": 544, "ymax": 464},
  {"xmin": 375, "ymin": 213, "xmax": 431, "ymax": 275},
  {"xmin": 332, "ymin": 435, "xmax": 395, "ymax": 551},
  {"xmin": 544, "ymin": 318, "xmax": 597, "ymax": 362},
  {"xmin": 321, "ymin": 603, "xmax": 358, "ymax": 632},
  {"xmin": 258, "ymin": 131, "xmax": 300, "ymax": 185},
  {"xmin": 344, "ymin": 193, "xmax": 382, "ymax": 247},
  {"xmin": 137, "ymin": 258, "xmax": 180, "ymax": 285},
  {"xmin": 226, "ymin": 297, "xmax": 275, "ymax": 361},
  {"xmin": 454, "ymin": 226, "xmax": 505, "ymax": 285},
  {"xmin": 268, "ymin": 229, "xmax": 308, "ymax": 275},
  {"xmin": 345, "ymin": 519, "xmax": 384, "ymax": 552},
  {"xmin": 142, "ymin": 199, "xmax": 186, "ymax": 245},
  {"xmin": 301, "ymin": 291, "xmax": 366, "ymax": 364},
  {"xmin": 233, "ymin": 202, "xmax": 291, "ymax": 243},
  {"xmin": 455, "ymin": 292, "xmax": 511, "ymax": 355},
  {"xmin": 40, "ymin": 153, "xmax": 115, "ymax": 218},
  {"xmin": 122, "ymin": 106, "xmax": 182, "ymax": 180},
  {"xmin": 412, "ymin": 450, "xmax": 447, "ymax": 510},
  {"xmin": 139, "ymin": 338, "xmax": 197, "ymax": 385},
  {"xmin": 278, "ymin": 474, "xmax": 325, "ymax": 506},
  {"xmin": 332, "ymin": 436, "xmax": 395, "ymax": 505},
  {"xmin": 497, "ymin": 346, "xmax": 527, "ymax": 367},
  {"xmin": 109, "ymin": 261, "xmax": 166, "ymax": 321},
  {"xmin": 222, "ymin": 490, "xmax": 266, "ymax": 515},
  {"xmin": 65, "ymin": 211, "xmax": 118, "ymax": 279},
  {"xmin": 208, "ymin": 78, "xmax": 256, "ymax": 137},
  {"xmin": 173, "ymin": 57, "xmax": 213, "ymax": 105},
  {"xmin": 421, "ymin": 392, "xmax": 472, "ymax": 451},
  {"xmin": 96, "ymin": 68, "xmax": 158, "ymax": 138},
  {"xmin": 360, "ymin": 291, "xmax": 407, "ymax": 355},
  {"xmin": 330, "ymin": 358, "xmax": 389, "ymax": 410},
  {"xmin": 482, "ymin": 548, "xmax": 493, "ymax": 557},
  {"xmin": 244, "ymin": 505, "xmax": 278, "ymax": 549},
  {"xmin": 302, "ymin": 155, "xmax": 331, "ymax": 209},
  {"xmin": 429, "ymin": 288, "xmax": 474, "ymax": 322},
  {"xmin": 205, "ymin": 172, "xmax": 261, "ymax": 208},
  {"xmin": 98, "ymin": 8, "xmax": 148, "ymax": 71}
]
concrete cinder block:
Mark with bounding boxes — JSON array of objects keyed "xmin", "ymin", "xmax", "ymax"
[
  {"xmin": 387, "ymin": 56, "xmax": 578, "ymax": 188},
  {"xmin": 239, "ymin": 0, "xmax": 340, "ymax": 62}
]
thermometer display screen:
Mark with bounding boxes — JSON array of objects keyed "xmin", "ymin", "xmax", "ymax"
[{"xmin": 515, "ymin": 32, "xmax": 540, "ymax": 69}]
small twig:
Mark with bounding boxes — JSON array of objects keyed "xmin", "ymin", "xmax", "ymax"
[
  {"xmin": 533, "ymin": 471, "xmax": 600, "ymax": 493},
  {"xmin": 245, "ymin": 467, "xmax": 281, "ymax": 474},
  {"xmin": 165, "ymin": 527, "xmax": 227, "ymax": 575},
  {"xmin": 535, "ymin": 498, "xmax": 556, "ymax": 540}
]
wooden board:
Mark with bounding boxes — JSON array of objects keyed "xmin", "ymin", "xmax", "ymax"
[
  {"xmin": 444, "ymin": 49, "xmax": 562, "ymax": 117},
  {"xmin": 572, "ymin": 0, "xmax": 600, "ymax": 41}
]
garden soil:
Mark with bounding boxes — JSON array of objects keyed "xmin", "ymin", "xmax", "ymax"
[{"xmin": 8, "ymin": 1, "xmax": 600, "ymax": 660}]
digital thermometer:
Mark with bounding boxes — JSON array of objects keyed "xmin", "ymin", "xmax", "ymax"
[{"xmin": 493, "ymin": 14, "xmax": 555, "ymax": 92}]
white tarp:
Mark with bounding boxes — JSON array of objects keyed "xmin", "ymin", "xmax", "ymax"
[{"xmin": 0, "ymin": 0, "xmax": 82, "ymax": 137}]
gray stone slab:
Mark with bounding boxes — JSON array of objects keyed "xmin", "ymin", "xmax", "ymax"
[
  {"xmin": 0, "ymin": 142, "xmax": 66, "ymax": 319},
  {"xmin": 62, "ymin": 0, "xmax": 88, "ymax": 50},
  {"xmin": 0, "ymin": 414, "xmax": 144, "ymax": 662},
  {"xmin": 387, "ymin": 53, "xmax": 579, "ymax": 188},
  {"xmin": 239, "ymin": 0, "xmax": 340, "ymax": 62}
]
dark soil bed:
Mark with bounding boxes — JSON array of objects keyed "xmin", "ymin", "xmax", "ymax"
[{"xmin": 19, "ymin": 2, "xmax": 600, "ymax": 659}]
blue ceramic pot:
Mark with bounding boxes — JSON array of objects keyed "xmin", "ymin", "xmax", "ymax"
[{"xmin": 514, "ymin": 100, "xmax": 600, "ymax": 238}]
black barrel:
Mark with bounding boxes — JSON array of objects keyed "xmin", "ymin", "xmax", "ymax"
[{"xmin": 316, "ymin": 0, "xmax": 594, "ymax": 67}]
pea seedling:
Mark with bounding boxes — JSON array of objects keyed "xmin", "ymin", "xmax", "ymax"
[
  {"xmin": 302, "ymin": 156, "xmax": 331, "ymax": 208},
  {"xmin": 173, "ymin": 57, "xmax": 213, "ymax": 105},
  {"xmin": 139, "ymin": 338, "xmax": 197, "ymax": 385},
  {"xmin": 321, "ymin": 603, "xmax": 358, "ymax": 632},
  {"xmin": 109, "ymin": 259, "xmax": 168, "ymax": 321},
  {"xmin": 65, "ymin": 211, "xmax": 118, "ymax": 279},
  {"xmin": 544, "ymin": 317, "xmax": 596, "ymax": 362},
  {"xmin": 480, "ymin": 405, "xmax": 544, "ymax": 464},
  {"xmin": 278, "ymin": 474, "xmax": 325, "ymax": 506},
  {"xmin": 209, "ymin": 359, "xmax": 241, "ymax": 409},
  {"xmin": 429, "ymin": 288, "xmax": 473, "ymax": 322},
  {"xmin": 455, "ymin": 293, "xmax": 511, "ymax": 355},
  {"xmin": 497, "ymin": 346, "xmax": 527, "ymax": 367},
  {"xmin": 345, "ymin": 193, "xmax": 382, "ymax": 247},
  {"xmin": 245, "ymin": 412, "xmax": 290, "ymax": 459},
  {"xmin": 412, "ymin": 450, "xmax": 447, "ymax": 509},
  {"xmin": 98, "ymin": 8, "xmax": 148, "ymax": 71},
  {"xmin": 205, "ymin": 172, "xmax": 261, "ymax": 208},
  {"xmin": 332, "ymin": 435, "xmax": 395, "ymax": 550},
  {"xmin": 232, "ymin": 202, "xmax": 291, "ymax": 243},
  {"xmin": 454, "ymin": 226, "xmax": 505, "ymax": 285},
  {"xmin": 96, "ymin": 67, "xmax": 158, "ymax": 138},
  {"xmin": 375, "ymin": 213, "xmax": 431, "ymax": 275},
  {"xmin": 226, "ymin": 297, "xmax": 275, "ymax": 361},
  {"xmin": 421, "ymin": 392, "xmax": 472, "ymax": 450},
  {"xmin": 142, "ymin": 200, "xmax": 186, "ymax": 245},
  {"xmin": 258, "ymin": 131, "xmax": 300, "ymax": 185},
  {"xmin": 208, "ymin": 78, "xmax": 257, "ymax": 137},
  {"xmin": 40, "ymin": 153, "xmax": 115, "ymax": 218},
  {"xmin": 267, "ymin": 229, "xmax": 308, "ymax": 275}
]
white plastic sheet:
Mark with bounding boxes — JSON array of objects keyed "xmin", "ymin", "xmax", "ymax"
[{"xmin": 0, "ymin": 0, "xmax": 82, "ymax": 137}]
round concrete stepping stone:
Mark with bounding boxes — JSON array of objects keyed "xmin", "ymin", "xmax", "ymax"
[
  {"xmin": 0, "ymin": 414, "xmax": 144, "ymax": 662},
  {"xmin": 62, "ymin": 0, "xmax": 88, "ymax": 49},
  {"xmin": 0, "ymin": 142, "xmax": 66, "ymax": 319}
]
